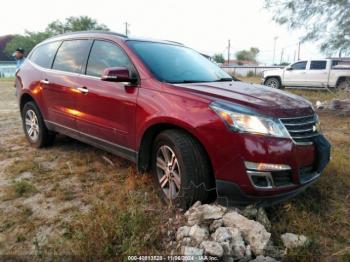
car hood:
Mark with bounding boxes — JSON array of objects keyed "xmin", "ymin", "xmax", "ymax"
[
  {"xmin": 263, "ymin": 68, "xmax": 284, "ymax": 77},
  {"xmin": 172, "ymin": 81, "xmax": 314, "ymax": 118}
]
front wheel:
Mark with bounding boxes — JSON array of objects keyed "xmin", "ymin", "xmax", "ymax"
[
  {"xmin": 22, "ymin": 101, "xmax": 55, "ymax": 148},
  {"xmin": 264, "ymin": 77, "xmax": 283, "ymax": 89},
  {"xmin": 151, "ymin": 130, "xmax": 214, "ymax": 209},
  {"xmin": 336, "ymin": 79, "xmax": 350, "ymax": 91}
]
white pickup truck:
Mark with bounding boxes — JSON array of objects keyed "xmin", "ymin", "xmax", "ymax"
[{"xmin": 262, "ymin": 58, "xmax": 350, "ymax": 90}]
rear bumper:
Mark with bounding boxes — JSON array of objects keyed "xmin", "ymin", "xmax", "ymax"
[{"xmin": 216, "ymin": 174, "xmax": 320, "ymax": 207}]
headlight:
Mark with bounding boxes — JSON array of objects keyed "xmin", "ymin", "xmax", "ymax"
[{"xmin": 210, "ymin": 103, "xmax": 290, "ymax": 138}]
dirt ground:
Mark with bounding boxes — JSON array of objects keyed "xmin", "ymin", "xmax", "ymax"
[{"xmin": 0, "ymin": 77, "xmax": 349, "ymax": 260}]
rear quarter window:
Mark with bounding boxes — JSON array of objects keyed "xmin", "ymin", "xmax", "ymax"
[
  {"xmin": 310, "ymin": 60, "xmax": 327, "ymax": 70},
  {"xmin": 29, "ymin": 41, "xmax": 61, "ymax": 68},
  {"xmin": 52, "ymin": 39, "xmax": 92, "ymax": 74}
]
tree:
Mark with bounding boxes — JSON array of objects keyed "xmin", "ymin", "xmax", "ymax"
[
  {"xmin": 264, "ymin": 0, "xmax": 350, "ymax": 54},
  {"xmin": 4, "ymin": 31, "xmax": 52, "ymax": 56},
  {"xmin": 0, "ymin": 35, "xmax": 14, "ymax": 60},
  {"xmin": 4, "ymin": 16, "xmax": 109, "ymax": 56},
  {"xmin": 235, "ymin": 47, "xmax": 259, "ymax": 62},
  {"xmin": 212, "ymin": 53, "xmax": 225, "ymax": 64},
  {"xmin": 46, "ymin": 16, "xmax": 109, "ymax": 35}
]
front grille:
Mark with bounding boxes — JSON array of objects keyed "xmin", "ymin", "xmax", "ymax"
[{"xmin": 280, "ymin": 114, "xmax": 319, "ymax": 144}]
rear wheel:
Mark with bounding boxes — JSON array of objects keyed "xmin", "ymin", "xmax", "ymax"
[
  {"xmin": 264, "ymin": 77, "xmax": 282, "ymax": 89},
  {"xmin": 22, "ymin": 101, "xmax": 55, "ymax": 148},
  {"xmin": 151, "ymin": 129, "xmax": 214, "ymax": 209},
  {"xmin": 336, "ymin": 79, "xmax": 350, "ymax": 91}
]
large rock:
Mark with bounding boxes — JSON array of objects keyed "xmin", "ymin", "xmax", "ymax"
[
  {"xmin": 228, "ymin": 227, "xmax": 246, "ymax": 258},
  {"xmin": 189, "ymin": 224, "xmax": 209, "ymax": 244},
  {"xmin": 181, "ymin": 246, "xmax": 204, "ymax": 256},
  {"xmin": 223, "ymin": 211, "xmax": 271, "ymax": 255},
  {"xmin": 211, "ymin": 227, "xmax": 232, "ymax": 242},
  {"xmin": 185, "ymin": 204, "xmax": 227, "ymax": 226},
  {"xmin": 250, "ymin": 255, "xmax": 279, "ymax": 262},
  {"xmin": 209, "ymin": 218, "xmax": 223, "ymax": 232},
  {"xmin": 176, "ymin": 226, "xmax": 191, "ymax": 241},
  {"xmin": 281, "ymin": 233, "xmax": 308, "ymax": 249},
  {"xmin": 200, "ymin": 241, "xmax": 224, "ymax": 257}
]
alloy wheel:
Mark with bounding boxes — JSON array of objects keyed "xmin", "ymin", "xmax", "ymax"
[
  {"xmin": 25, "ymin": 109, "xmax": 40, "ymax": 142},
  {"xmin": 156, "ymin": 145, "xmax": 181, "ymax": 200},
  {"xmin": 267, "ymin": 79, "xmax": 279, "ymax": 88}
]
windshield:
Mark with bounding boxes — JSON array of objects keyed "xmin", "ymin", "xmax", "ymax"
[{"xmin": 127, "ymin": 41, "xmax": 232, "ymax": 83}]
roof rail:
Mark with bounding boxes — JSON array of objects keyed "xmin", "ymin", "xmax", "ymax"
[
  {"xmin": 326, "ymin": 56, "xmax": 350, "ymax": 60},
  {"xmin": 163, "ymin": 40, "xmax": 184, "ymax": 46},
  {"xmin": 47, "ymin": 30, "xmax": 128, "ymax": 40}
]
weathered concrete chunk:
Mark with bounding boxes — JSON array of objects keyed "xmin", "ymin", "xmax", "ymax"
[
  {"xmin": 281, "ymin": 233, "xmax": 308, "ymax": 249},
  {"xmin": 185, "ymin": 203, "xmax": 226, "ymax": 225},
  {"xmin": 181, "ymin": 246, "xmax": 204, "ymax": 256},
  {"xmin": 189, "ymin": 224, "xmax": 209, "ymax": 244},
  {"xmin": 228, "ymin": 227, "xmax": 246, "ymax": 258},
  {"xmin": 250, "ymin": 255, "xmax": 279, "ymax": 262},
  {"xmin": 211, "ymin": 227, "xmax": 232, "ymax": 242},
  {"xmin": 200, "ymin": 240, "xmax": 224, "ymax": 257},
  {"xmin": 209, "ymin": 218, "xmax": 223, "ymax": 232},
  {"xmin": 223, "ymin": 211, "xmax": 271, "ymax": 255},
  {"xmin": 176, "ymin": 226, "xmax": 191, "ymax": 241}
]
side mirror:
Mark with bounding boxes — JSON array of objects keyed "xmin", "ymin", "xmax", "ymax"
[
  {"xmin": 101, "ymin": 67, "xmax": 137, "ymax": 83},
  {"xmin": 286, "ymin": 66, "xmax": 293, "ymax": 71}
]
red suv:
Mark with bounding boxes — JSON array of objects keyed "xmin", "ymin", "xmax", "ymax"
[{"xmin": 16, "ymin": 31, "xmax": 331, "ymax": 207}]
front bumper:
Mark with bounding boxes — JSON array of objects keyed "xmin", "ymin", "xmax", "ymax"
[
  {"xmin": 216, "ymin": 175, "xmax": 319, "ymax": 207},
  {"xmin": 215, "ymin": 134, "xmax": 331, "ymax": 206}
]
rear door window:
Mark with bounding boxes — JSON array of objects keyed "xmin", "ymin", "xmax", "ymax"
[
  {"xmin": 52, "ymin": 40, "xmax": 92, "ymax": 74},
  {"xmin": 86, "ymin": 40, "xmax": 133, "ymax": 77},
  {"xmin": 291, "ymin": 61, "xmax": 307, "ymax": 70},
  {"xmin": 30, "ymin": 41, "xmax": 61, "ymax": 68},
  {"xmin": 310, "ymin": 60, "xmax": 327, "ymax": 70}
]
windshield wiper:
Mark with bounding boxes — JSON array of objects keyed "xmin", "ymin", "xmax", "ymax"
[
  {"xmin": 168, "ymin": 80, "xmax": 211, "ymax": 84},
  {"xmin": 213, "ymin": 77, "xmax": 234, "ymax": 82}
]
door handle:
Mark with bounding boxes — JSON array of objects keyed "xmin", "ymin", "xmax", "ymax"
[
  {"xmin": 77, "ymin": 87, "xmax": 89, "ymax": 94},
  {"xmin": 40, "ymin": 79, "xmax": 50, "ymax": 85}
]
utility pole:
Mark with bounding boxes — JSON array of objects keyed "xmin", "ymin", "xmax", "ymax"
[
  {"xmin": 227, "ymin": 39, "xmax": 231, "ymax": 66},
  {"xmin": 293, "ymin": 50, "xmax": 296, "ymax": 62},
  {"xmin": 297, "ymin": 42, "xmax": 301, "ymax": 60},
  {"xmin": 272, "ymin": 36, "xmax": 278, "ymax": 65},
  {"xmin": 124, "ymin": 22, "xmax": 130, "ymax": 36},
  {"xmin": 280, "ymin": 48, "xmax": 284, "ymax": 65}
]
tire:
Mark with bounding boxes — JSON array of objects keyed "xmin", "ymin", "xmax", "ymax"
[
  {"xmin": 264, "ymin": 77, "xmax": 283, "ymax": 89},
  {"xmin": 21, "ymin": 101, "xmax": 55, "ymax": 148},
  {"xmin": 151, "ymin": 129, "xmax": 214, "ymax": 209},
  {"xmin": 336, "ymin": 79, "xmax": 350, "ymax": 91}
]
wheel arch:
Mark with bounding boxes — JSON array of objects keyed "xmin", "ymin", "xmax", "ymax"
[
  {"xmin": 19, "ymin": 93, "xmax": 37, "ymax": 114},
  {"xmin": 335, "ymin": 76, "xmax": 350, "ymax": 87},
  {"xmin": 264, "ymin": 75, "xmax": 282, "ymax": 86},
  {"xmin": 137, "ymin": 122, "xmax": 216, "ymax": 188}
]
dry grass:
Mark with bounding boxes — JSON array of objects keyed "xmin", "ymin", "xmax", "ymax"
[{"xmin": 0, "ymin": 77, "xmax": 350, "ymax": 260}]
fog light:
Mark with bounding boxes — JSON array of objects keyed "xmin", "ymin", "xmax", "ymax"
[
  {"xmin": 246, "ymin": 170, "xmax": 274, "ymax": 189},
  {"xmin": 244, "ymin": 161, "xmax": 291, "ymax": 171}
]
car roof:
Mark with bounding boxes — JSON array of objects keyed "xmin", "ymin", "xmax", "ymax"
[{"xmin": 43, "ymin": 30, "xmax": 184, "ymax": 46}]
